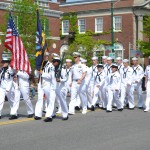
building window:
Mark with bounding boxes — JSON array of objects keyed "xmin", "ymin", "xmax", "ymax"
[
  {"xmin": 114, "ymin": 16, "xmax": 122, "ymax": 31},
  {"xmin": 78, "ymin": 19, "xmax": 86, "ymax": 33},
  {"xmin": 95, "ymin": 17, "xmax": 103, "ymax": 33},
  {"xmin": 62, "ymin": 20, "xmax": 69, "ymax": 35}
]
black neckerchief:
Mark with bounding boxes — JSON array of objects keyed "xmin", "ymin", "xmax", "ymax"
[
  {"xmin": 66, "ymin": 68, "xmax": 71, "ymax": 76},
  {"xmin": 132, "ymin": 65, "xmax": 139, "ymax": 75},
  {"xmin": 118, "ymin": 65, "xmax": 122, "ymax": 72},
  {"xmin": 107, "ymin": 65, "xmax": 111, "ymax": 75},
  {"xmin": 1, "ymin": 66, "xmax": 9, "ymax": 80},
  {"xmin": 123, "ymin": 67, "xmax": 129, "ymax": 78},
  {"xmin": 95, "ymin": 72, "xmax": 102, "ymax": 82},
  {"xmin": 92, "ymin": 65, "xmax": 97, "ymax": 77}
]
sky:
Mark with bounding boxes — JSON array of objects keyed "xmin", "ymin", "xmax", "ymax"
[{"xmin": 66, "ymin": 0, "xmax": 87, "ymax": 2}]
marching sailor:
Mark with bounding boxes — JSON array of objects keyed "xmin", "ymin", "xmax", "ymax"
[
  {"xmin": 34, "ymin": 52, "xmax": 56, "ymax": 122},
  {"xmin": 144, "ymin": 57, "xmax": 150, "ymax": 112},
  {"xmin": 104, "ymin": 57, "xmax": 112, "ymax": 76},
  {"xmin": 55, "ymin": 59, "xmax": 72, "ymax": 120},
  {"xmin": 88, "ymin": 57, "xmax": 99, "ymax": 108},
  {"xmin": 102, "ymin": 56, "xmax": 108, "ymax": 69},
  {"xmin": 91, "ymin": 64, "xmax": 106, "ymax": 111},
  {"xmin": 0, "ymin": 56, "xmax": 16, "ymax": 119},
  {"xmin": 106, "ymin": 64, "xmax": 122, "ymax": 112},
  {"xmin": 69, "ymin": 52, "xmax": 87, "ymax": 115},
  {"xmin": 120, "ymin": 59, "xmax": 134, "ymax": 109},
  {"xmin": 11, "ymin": 70, "xmax": 34, "ymax": 118},
  {"xmin": 116, "ymin": 57, "xmax": 124, "ymax": 73}
]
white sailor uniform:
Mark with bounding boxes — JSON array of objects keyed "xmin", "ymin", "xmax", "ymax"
[
  {"xmin": 106, "ymin": 71, "xmax": 122, "ymax": 111},
  {"xmin": 132, "ymin": 65, "xmax": 144, "ymax": 108},
  {"xmin": 34, "ymin": 61, "xmax": 56, "ymax": 118}
]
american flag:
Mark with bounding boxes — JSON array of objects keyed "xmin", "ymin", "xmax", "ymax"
[{"xmin": 4, "ymin": 13, "xmax": 31, "ymax": 74}]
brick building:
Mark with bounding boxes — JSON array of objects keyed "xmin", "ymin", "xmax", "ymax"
[
  {"xmin": 59, "ymin": 0, "xmax": 150, "ymax": 64},
  {"xmin": 0, "ymin": 0, "xmax": 150, "ymax": 66}
]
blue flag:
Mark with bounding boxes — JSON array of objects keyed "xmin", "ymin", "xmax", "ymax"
[{"xmin": 35, "ymin": 10, "xmax": 47, "ymax": 70}]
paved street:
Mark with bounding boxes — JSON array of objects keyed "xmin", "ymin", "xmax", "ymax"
[{"xmin": 0, "ymin": 94, "xmax": 150, "ymax": 150}]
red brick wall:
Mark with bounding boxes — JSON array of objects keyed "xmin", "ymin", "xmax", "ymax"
[
  {"xmin": 49, "ymin": 2, "xmax": 60, "ymax": 10},
  {"xmin": 60, "ymin": 0, "xmax": 134, "ymax": 12}
]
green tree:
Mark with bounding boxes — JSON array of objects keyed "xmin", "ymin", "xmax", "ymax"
[
  {"xmin": 0, "ymin": 0, "xmax": 50, "ymax": 70},
  {"xmin": 65, "ymin": 31, "xmax": 110, "ymax": 66},
  {"xmin": 61, "ymin": 13, "xmax": 110, "ymax": 66},
  {"xmin": 139, "ymin": 15, "xmax": 150, "ymax": 57}
]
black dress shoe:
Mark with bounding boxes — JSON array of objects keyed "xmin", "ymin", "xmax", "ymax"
[
  {"xmin": 44, "ymin": 117, "xmax": 52, "ymax": 122},
  {"xmin": 75, "ymin": 106, "xmax": 80, "ymax": 111},
  {"xmin": 62, "ymin": 116, "xmax": 69, "ymax": 121},
  {"xmin": 129, "ymin": 108, "xmax": 134, "ymax": 110},
  {"xmin": 34, "ymin": 116, "xmax": 41, "ymax": 120},
  {"xmin": 91, "ymin": 105, "xmax": 95, "ymax": 111},
  {"xmin": 9, "ymin": 115, "xmax": 18, "ymax": 120},
  {"xmin": 138, "ymin": 107, "xmax": 144, "ymax": 110},
  {"xmin": 96, "ymin": 103, "xmax": 100, "ymax": 108},
  {"xmin": 102, "ymin": 107, "xmax": 106, "ymax": 110},
  {"xmin": 52, "ymin": 115, "xmax": 56, "ymax": 119},
  {"xmin": 106, "ymin": 110, "xmax": 112, "ymax": 113},
  {"xmin": 126, "ymin": 103, "xmax": 129, "ymax": 108},
  {"xmin": 28, "ymin": 114, "xmax": 34, "ymax": 118},
  {"xmin": 118, "ymin": 108, "xmax": 123, "ymax": 111}
]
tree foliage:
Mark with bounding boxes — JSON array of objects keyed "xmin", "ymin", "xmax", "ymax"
[
  {"xmin": 61, "ymin": 13, "xmax": 110, "ymax": 66},
  {"xmin": 0, "ymin": 0, "xmax": 50, "ymax": 70},
  {"xmin": 139, "ymin": 15, "xmax": 150, "ymax": 57}
]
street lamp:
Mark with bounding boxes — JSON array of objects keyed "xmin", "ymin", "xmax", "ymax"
[{"xmin": 111, "ymin": 0, "xmax": 114, "ymax": 53}]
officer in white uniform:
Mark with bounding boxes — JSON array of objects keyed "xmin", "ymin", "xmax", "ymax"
[
  {"xmin": 144, "ymin": 57, "xmax": 150, "ymax": 112},
  {"xmin": 132, "ymin": 57, "xmax": 144, "ymax": 108},
  {"xmin": 34, "ymin": 52, "xmax": 56, "ymax": 122},
  {"xmin": 116, "ymin": 57, "xmax": 124, "ymax": 73},
  {"xmin": 91, "ymin": 64, "xmax": 106, "ymax": 111},
  {"xmin": 120, "ymin": 59, "xmax": 134, "ymax": 109},
  {"xmin": 0, "ymin": 57, "xmax": 15, "ymax": 119},
  {"xmin": 69, "ymin": 52, "xmax": 87, "ymax": 115},
  {"xmin": 106, "ymin": 64, "xmax": 123, "ymax": 112}
]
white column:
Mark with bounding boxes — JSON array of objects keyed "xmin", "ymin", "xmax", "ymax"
[{"xmin": 138, "ymin": 15, "xmax": 143, "ymax": 41}]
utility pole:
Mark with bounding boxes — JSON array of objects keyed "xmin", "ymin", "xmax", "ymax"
[{"xmin": 111, "ymin": 0, "xmax": 114, "ymax": 53}]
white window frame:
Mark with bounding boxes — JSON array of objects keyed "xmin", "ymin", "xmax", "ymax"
[
  {"xmin": 62, "ymin": 20, "xmax": 69, "ymax": 35},
  {"xmin": 78, "ymin": 19, "xmax": 86, "ymax": 34},
  {"xmin": 95, "ymin": 17, "xmax": 103, "ymax": 33},
  {"xmin": 114, "ymin": 16, "xmax": 122, "ymax": 32}
]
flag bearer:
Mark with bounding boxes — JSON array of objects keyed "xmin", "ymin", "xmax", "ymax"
[{"xmin": 34, "ymin": 52, "xmax": 56, "ymax": 122}]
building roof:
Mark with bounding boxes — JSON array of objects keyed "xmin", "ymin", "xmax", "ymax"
[{"xmin": 61, "ymin": 0, "xmax": 114, "ymax": 6}]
